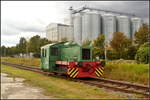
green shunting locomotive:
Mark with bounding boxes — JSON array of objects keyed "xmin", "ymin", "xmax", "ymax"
[{"xmin": 41, "ymin": 41, "xmax": 105, "ymax": 78}]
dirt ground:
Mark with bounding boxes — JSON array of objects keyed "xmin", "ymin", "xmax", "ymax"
[{"xmin": 1, "ymin": 73, "xmax": 51, "ymax": 99}]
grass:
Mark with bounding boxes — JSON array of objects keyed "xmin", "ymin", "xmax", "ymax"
[
  {"xmin": 1, "ymin": 64, "xmax": 130, "ymax": 99},
  {"xmin": 103, "ymin": 63, "xmax": 149, "ymax": 85},
  {"xmin": 1, "ymin": 57, "xmax": 40, "ymax": 67}
]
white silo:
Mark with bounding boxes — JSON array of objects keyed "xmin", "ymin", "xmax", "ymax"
[
  {"xmin": 131, "ymin": 17, "xmax": 142, "ymax": 39},
  {"xmin": 91, "ymin": 12, "xmax": 101, "ymax": 40},
  {"xmin": 82, "ymin": 12, "xmax": 101, "ymax": 42},
  {"xmin": 102, "ymin": 14, "xmax": 116, "ymax": 43},
  {"xmin": 82, "ymin": 12, "xmax": 91, "ymax": 43},
  {"xmin": 117, "ymin": 16, "xmax": 131, "ymax": 38},
  {"xmin": 73, "ymin": 13, "xmax": 82, "ymax": 44}
]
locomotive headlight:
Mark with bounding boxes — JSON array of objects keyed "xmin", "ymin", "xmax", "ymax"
[
  {"xmin": 95, "ymin": 56, "xmax": 100, "ymax": 61},
  {"xmin": 73, "ymin": 56, "xmax": 78, "ymax": 61}
]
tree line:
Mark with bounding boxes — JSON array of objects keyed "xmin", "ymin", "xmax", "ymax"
[{"xmin": 0, "ymin": 35, "xmax": 52, "ymax": 57}]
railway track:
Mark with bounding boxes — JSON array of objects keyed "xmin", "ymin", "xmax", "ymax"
[
  {"xmin": 79, "ymin": 78, "xmax": 149, "ymax": 97},
  {"xmin": 1, "ymin": 62, "xmax": 150, "ymax": 98}
]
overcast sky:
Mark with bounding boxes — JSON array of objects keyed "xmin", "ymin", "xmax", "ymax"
[{"xmin": 1, "ymin": 1, "xmax": 149, "ymax": 47}]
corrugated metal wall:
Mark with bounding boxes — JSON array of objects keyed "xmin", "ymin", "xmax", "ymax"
[
  {"xmin": 91, "ymin": 13, "xmax": 101, "ymax": 40},
  {"xmin": 73, "ymin": 13, "xmax": 82, "ymax": 44},
  {"xmin": 82, "ymin": 12, "xmax": 91, "ymax": 42},
  {"xmin": 117, "ymin": 16, "xmax": 131, "ymax": 38},
  {"xmin": 102, "ymin": 14, "xmax": 116, "ymax": 43},
  {"xmin": 82, "ymin": 12, "xmax": 101, "ymax": 42}
]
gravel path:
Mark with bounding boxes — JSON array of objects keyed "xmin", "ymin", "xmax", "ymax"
[{"xmin": 1, "ymin": 73, "xmax": 51, "ymax": 99}]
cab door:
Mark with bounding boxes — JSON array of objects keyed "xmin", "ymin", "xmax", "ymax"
[
  {"xmin": 41, "ymin": 48, "xmax": 49, "ymax": 70},
  {"xmin": 50, "ymin": 47, "xmax": 59, "ymax": 61},
  {"xmin": 49, "ymin": 46, "xmax": 60, "ymax": 71}
]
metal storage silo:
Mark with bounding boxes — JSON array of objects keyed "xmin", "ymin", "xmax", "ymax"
[
  {"xmin": 102, "ymin": 14, "xmax": 116, "ymax": 43},
  {"xmin": 91, "ymin": 12, "xmax": 101, "ymax": 40},
  {"xmin": 131, "ymin": 17, "xmax": 142, "ymax": 39},
  {"xmin": 82, "ymin": 12, "xmax": 91, "ymax": 43},
  {"xmin": 117, "ymin": 16, "xmax": 131, "ymax": 38},
  {"xmin": 73, "ymin": 13, "xmax": 82, "ymax": 44},
  {"xmin": 82, "ymin": 12, "xmax": 101, "ymax": 42}
]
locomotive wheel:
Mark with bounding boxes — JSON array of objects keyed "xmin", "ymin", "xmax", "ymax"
[{"xmin": 53, "ymin": 72, "xmax": 58, "ymax": 75}]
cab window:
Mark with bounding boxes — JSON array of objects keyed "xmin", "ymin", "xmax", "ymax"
[
  {"xmin": 51, "ymin": 47, "xmax": 58, "ymax": 56},
  {"xmin": 42, "ymin": 49, "xmax": 44, "ymax": 57},
  {"xmin": 45, "ymin": 49, "xmax": 47, "ymax": 57},
  {"xmin": 82, "ymin": 48, "xmax": 90, "ymax": 60}
]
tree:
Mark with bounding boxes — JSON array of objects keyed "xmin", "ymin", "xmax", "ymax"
[
  {"xmin": 93, "ymin": 34, "xmax": 105, "ymax": 48},
  {"xmin": 40, "ymin": 38, "xmax": 52, "ymax": 47},
  {"xmin": 123, "ymin": 46, "xmax": 138, "ymax": 60},
  {"xmin": 9, "ymin": 46, "xmax": 18, "ymax": 56},
  {"xmin": 134, "ymin": 24, "xmax": 149, "ymax": 46},
  {"xmin": 0, "ymin": 45, "xmax": 20, "ymax": 57},
  {"xmin": 1, "ymin": 35, "xmax": 52, "ymax": 58},
  {"xmin": 28, "ymin": 35, "xmax": 52, "ymax": 57},
  {"xmin": 110, "ymin": 32, "xmax": 132, "ymax": 59},
  {"xmin": 18, "ymin": 37, "xmax": 27, "ymax": 54},
  {"xmin": 28, "ymin": 35, "xmax": 41, "ymax": 53},
  {"xmin": 15, "ymin": 44, "xmax": 20, "ymax": 55},
  {"xmin": 92, "ymin": 34, "xmax": 105, "ymax": 59},
  {"xmin": 107, "ymin": 49, "xmax": 119, "ymax": 60},
  {"xmin": 135, "ymin": 42, "xmax": 149, "ymax": 64},
  {"xmin": 61, "ymin": 37, "xmax": 68, "ymax": 42},
  {"xmin": 0, "ymin": 45, "xmax": 6, "ymax": 56},
  {"xmin": 82, "ymin": 40, "xmax": 91, "ymax": 46}
]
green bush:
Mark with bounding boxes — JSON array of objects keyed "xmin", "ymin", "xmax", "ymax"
[
  {"xmin": 107, "ymin": 50, "xmax": 119, "ymax": 60},
  {"xmin": 135, "ymin": 42, "xmax": 149, "ymax": 64},
  {"xmin": 33, "ymin": 53, "xmax": 40, "ymax": 58},
  {"xmin": 122, "ymin": 46, "xmax": 138, "ymax": 60},
  {"xmin": 92, "ymin": 47, "xmax": 105, "ymax": 59}
]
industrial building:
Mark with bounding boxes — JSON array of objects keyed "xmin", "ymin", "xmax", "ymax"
[
  {"xmin": 46, "ymin": 6, "xmax": 142, "ymax": 44},
  {"xmin": 46, "ymin": 23, "xmax": 73, "ymax": 42}
]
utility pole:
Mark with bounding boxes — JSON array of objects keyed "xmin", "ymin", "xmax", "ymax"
[{"xmin": 104, "ymin": 39, "xmax": 107, "ymax": 64}]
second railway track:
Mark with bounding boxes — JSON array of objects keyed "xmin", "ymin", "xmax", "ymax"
[{"xmin": 1, "ymin": 62, "xmax": 150, "ymax": 98}]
